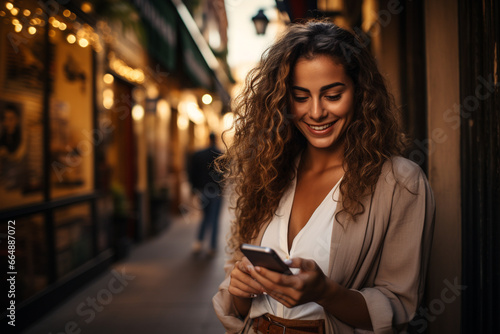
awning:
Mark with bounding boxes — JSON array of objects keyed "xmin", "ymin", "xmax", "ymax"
[
  {"xmin": 173, "ymin": 0, "xmax": 231, "ymax": 104},
  {"xmin": 131, "ymin": 0, "xmax": 177, "ymax": 71},
  {"xmin": 131, "ymin": 0, "xmax": 231, "ymax": 105},
  {"xmin": 179, "ymin": 24, "xmax": 213, "ymax": 88}
]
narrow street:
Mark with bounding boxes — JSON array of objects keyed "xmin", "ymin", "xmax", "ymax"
[{"xmin": 23, "ymin": 203, "xmax": 230, "ymax": 334}]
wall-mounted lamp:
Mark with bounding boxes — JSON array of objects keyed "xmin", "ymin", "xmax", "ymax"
[{"xmin": 252, "ymin": 9, "xmax": 269, "ymax": 35}]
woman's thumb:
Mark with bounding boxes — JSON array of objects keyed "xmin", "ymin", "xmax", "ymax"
[{"xmin": 287, "ymin": 257, "xmax": 315, "ymax": 271}]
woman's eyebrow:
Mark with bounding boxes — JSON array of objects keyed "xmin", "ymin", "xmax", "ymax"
[
  {"xmin": 320, "ymin": 82, "xmax": 345, "ymax": 91},
  {"xmin": 292, "ymin": 82, "xmax": 346, "ymax": 93}
]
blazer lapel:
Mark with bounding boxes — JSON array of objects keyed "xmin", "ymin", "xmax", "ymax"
[{"xmin": 328, "ymin": 192, "xmax": 378, "ymax": 288}]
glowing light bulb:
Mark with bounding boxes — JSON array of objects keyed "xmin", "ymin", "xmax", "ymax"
[
  {"xmin": 28, "ymin": 26, "xmax": 36, "ymax": 35},
  {"xmin": 103, "ymin": 98, "xmax": 114, "ymax": 109},
  {"xmin": 78, "ymin": 38, "xmax": 89, "ymax": 47},
  {"xmin": 67, "ymin": 34, "xmax": 76, "ymax": 44},
  {"xmin": 132, "ymin": 105, "xmax": 145, "ymax": 121},
  {"xmin": 202, "ymin": 94, "xmax": 213, "ymax": 105},
  {"xmin": 81, "ymin": 2, "xmax": 93, "ymax": 13},
  {"xmin": 103, "ymin": 73, "xmax": 114, "ymax": 84},
  {"xmin": 5, "ymin": 2, "xmax": 13, "ymax": 10}
]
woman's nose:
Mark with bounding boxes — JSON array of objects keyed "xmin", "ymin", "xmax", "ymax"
[{"xmin": 309, "ymin": 99, "xmax": 326, "ymax": 120}]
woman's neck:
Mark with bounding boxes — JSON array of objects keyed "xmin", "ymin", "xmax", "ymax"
[{"xmin": 300, "ymin": 143, "xmax": 345, "ymax": 174}]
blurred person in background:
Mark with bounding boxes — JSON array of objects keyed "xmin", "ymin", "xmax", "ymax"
[
  {"xmin": 213, "ymin": 20, "xmax": 435, "ymax": 333},
  {"xmin": 188, "ymin": 132, "xmax": 223, "ymax": 255}
]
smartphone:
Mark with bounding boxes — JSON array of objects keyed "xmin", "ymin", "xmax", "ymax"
[{"xmin": 240, "ymin": 244, "xmax": 293, "ymax": 275}]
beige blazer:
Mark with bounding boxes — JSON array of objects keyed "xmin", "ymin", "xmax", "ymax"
[{"xmin": 213, "ymin": 157, "xmax": 435, "ymax": 334}]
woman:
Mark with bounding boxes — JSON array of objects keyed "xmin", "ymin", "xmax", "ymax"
[{"xmin": 213, "ymin": 21, "xmax": 435, "ymax": 334}]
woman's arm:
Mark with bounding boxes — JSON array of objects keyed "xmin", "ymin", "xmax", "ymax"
[
  {"xmin": 356, "ymin": 161, "xmax": 435, "ymax": 331},
  {"xmin": 231, "ymin": 295, "xmax": 252, "ymax": 318},
  {"xmin": 317, "ymin": 274, "xmax": 372, "ymax": 330}
]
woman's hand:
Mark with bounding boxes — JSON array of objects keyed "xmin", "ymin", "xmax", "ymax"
[
  {"xmin": 228, "ymin": 257, "xmax": 265, "ymax": 299},
  {"xmin": 247, "ymin": 257, "xmax": 333, "ymax": 308},
  {"xmin": 228, "ymin": 257, "xmax": 265, "ymax": 318},
  {"xmin": 249, "ymin": 257, "xmax": 372, "ymax": 329}
]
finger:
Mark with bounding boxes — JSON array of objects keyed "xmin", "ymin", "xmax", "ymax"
[
  {"xmin": 231, "ymin": 266, "xmax": 265, "ymax": 293},
  {"xmin": 250, "ymin": 265, "xmax": 307, "ymax": 300},
  {"xmin": 267, "ymin": 289, "xmax": 294, "ymax": 307},
  {"xmin": 251, "ymin": 265, "xmax": 297, "ymax": 287},
  {"xmin": 232, "ymin": 271, "xmax": 265, "ymax": 292},
  {"xmin": 249, "ymin": 266, "xmax": 298, "ymax": 300},
  {"xmin": 287, "ymin": 257, "xmax": 316, "ymax": 272},
  {"xmin": 228, "ymin": 285, "xmax": 259, "ymax": 299},
  {"xmin": 286, "ymin": 257, "xmax": 302, "ymax": 269},
  {"xmin": 262, "ymin": 283, "xmax": 301, "ymax": 308},
  {"xmin": 237, "ymin": 257, "xmax": 255, "ymax": 274},
  {"xmin": 230, "ymin": 277, "xmax": 262, "ymax": 296}
]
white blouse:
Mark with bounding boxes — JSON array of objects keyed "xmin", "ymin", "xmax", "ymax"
[{"xmin": 249, "ymin": 175, "xmax": 342, "ymax": 320}]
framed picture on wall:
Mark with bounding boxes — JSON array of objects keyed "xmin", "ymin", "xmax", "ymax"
[
  {"xmin": 0, "ymin": 99, "xmax": 44, "ymax": 209},
  {"xmin": 0, "ymin": 100, "xmax": 26, "ymax": 190},
  {"xmin": 48, "ymin": 25, "xmax": 94, "ymax": 198}
]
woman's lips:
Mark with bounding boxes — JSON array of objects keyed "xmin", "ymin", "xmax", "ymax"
[{"xmin": 305, "ymin": 120, "xmax": 337, "ymax": 133}]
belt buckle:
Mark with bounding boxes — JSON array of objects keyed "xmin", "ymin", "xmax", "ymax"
[{"xmin": 265, "ymin": 315, "xmax": 286, "ymax": 334}]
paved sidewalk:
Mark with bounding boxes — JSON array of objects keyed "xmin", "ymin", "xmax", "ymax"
[{"xmin": 23, "ymin": 208, "xmax": 230, "ymax": 334}]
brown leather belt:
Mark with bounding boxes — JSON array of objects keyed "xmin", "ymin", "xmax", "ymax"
[{"xmin": 252, "ymin": 313, "xmax": 325, "ymax": 334}]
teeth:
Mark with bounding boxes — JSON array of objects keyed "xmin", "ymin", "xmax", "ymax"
[{"xmin": 309, "ymin": 123, "xmax": 333, "ymax": 130}]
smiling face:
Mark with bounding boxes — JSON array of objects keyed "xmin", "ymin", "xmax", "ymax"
[{"xmin": 291, "ymin": 54, "xmax": 354, "ymax": 152}]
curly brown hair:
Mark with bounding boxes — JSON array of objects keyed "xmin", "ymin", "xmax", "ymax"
[{"xmin": 218, "ymin": 20, "xmax": 408, "ymax": 252}]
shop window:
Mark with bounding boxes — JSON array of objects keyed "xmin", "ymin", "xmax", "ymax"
[
  {"xmin": 49, "ymin": 16, "xmax": 94, "ymax": 198},
  {"xmin": 0, "ymin": 214, "xmax": 48, "ymax": 306},
  {"xmin": 0, "ymin": 0, "xmax": 97, "ymax": 208},
  {"xmin": 0, "ymin": 2, "xmax": 46, "ymax": 209},
  {"xmin": 54, "ymin": 202, "xmax": 93, "ymax": 278}
]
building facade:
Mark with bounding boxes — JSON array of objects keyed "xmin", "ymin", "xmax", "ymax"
[{"xmin": 0, "ymin": 0, "xmax": 232, "ymax": 331}]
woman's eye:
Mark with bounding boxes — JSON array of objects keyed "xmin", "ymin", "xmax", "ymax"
[
  {"xmin": 293, "ymin": 96, "xmax": 308, "ymax": 102},
  {"xmin": 325, "ymin": 95, "xmax": 341, "ymax": 101}
]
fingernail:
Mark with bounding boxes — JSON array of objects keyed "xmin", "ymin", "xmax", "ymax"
[
  {"xmin": 247, "ymin": 265, "xmax": 254, "ymax": 272},
  {"xmin": 262, "ymin": 291, "xmax": 268, "ymax": 295},
  {"xmin": 250, "ymin": 294, "xmax": 257, "ymax": 298},
  {"xmin": 284, "ymin": 259, "xmax": 292, "ymax": 265}
]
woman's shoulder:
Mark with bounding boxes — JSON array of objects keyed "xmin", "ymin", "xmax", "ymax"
[{"xmin": 379, "ymin": 156, "xmax": 428, "ymax": 192}]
